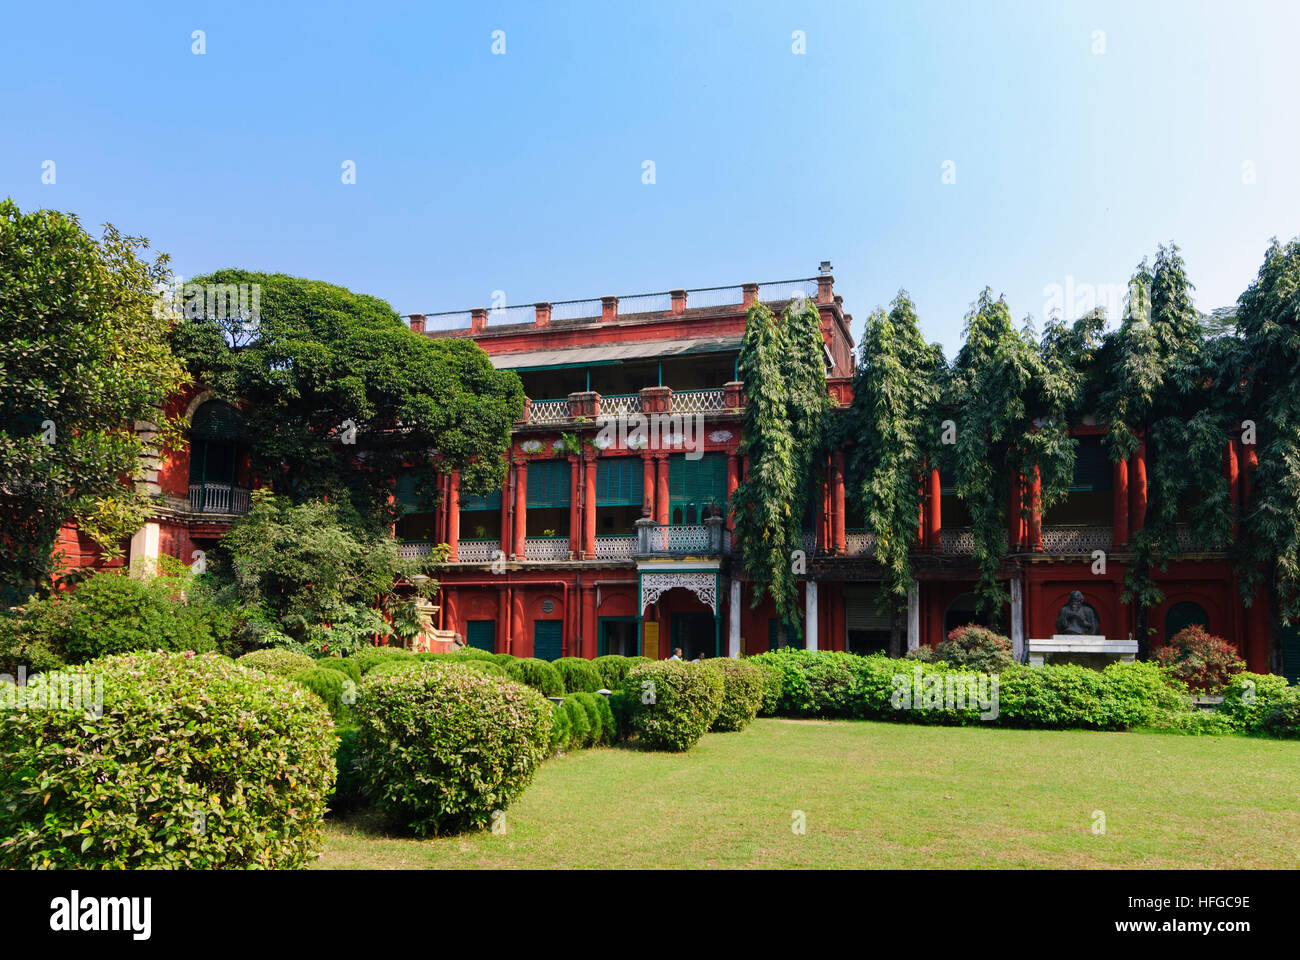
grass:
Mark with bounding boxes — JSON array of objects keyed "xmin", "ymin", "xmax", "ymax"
[{"xmin": 316, "ymin": 719, "xmax": 1300, "ymax": 869}]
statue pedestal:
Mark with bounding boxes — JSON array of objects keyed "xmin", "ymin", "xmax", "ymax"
[{"xmin": 1027, "ymin": 634, "xmax": 1137, "ymax": 669}]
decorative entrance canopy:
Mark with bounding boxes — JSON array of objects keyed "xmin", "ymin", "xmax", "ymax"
[{"xmin": 639, "ymin": 571, "xmax": 717, "ymax": 614}]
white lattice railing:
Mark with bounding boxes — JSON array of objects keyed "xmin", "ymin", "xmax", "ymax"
[
  {"xmin": 844, "ymin": 529, "xmax": 876, "ymax": 556},
  {"xmin": 528, "ymin": 399, "xmax": 569, "ymax": 423},
  {"xmin": 594, "ymin": 535, "xmax": 636, "ymax": 559},
  {"xmin": 1041, "ymin": 525, "xmax": 1114, "ymax": 554},
  {"xmin": 524, "ymin": 537, "xmax": 571, "ymax": 561},
  {"xmin": 670, "ymin": 388, "xmax": 727, "ymax": 414},
  {"xmin": 600, "ymin": 393, "xmax": 642, "ymax": 417},
  {"xmin": 940, "ymin": 528, "xmax": 978, "ymax": 555},
  {"xmin": 188, "ymin": 483, "xmax": 251, "ymax": 515},
  {"xmin": 801, "ymin": 533, "xmax": 817, "ymax": 554},
  {"xmin": 398, "ymin": 540, "xmax": 435, "ymax": 559},
  {"xmin": 457, "ymin": 539, "xmax": 500, "ymax": 562},
  {"xmin": 638, "ymin": 523, "xmax": 725, "ymax": 555}
]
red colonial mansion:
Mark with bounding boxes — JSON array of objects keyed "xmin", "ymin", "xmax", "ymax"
[{"xmin": 61, "ymin": 264, "xmax": 1295, "ymax": 677}]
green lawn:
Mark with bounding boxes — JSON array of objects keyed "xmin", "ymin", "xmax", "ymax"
[{"xmin": 316, "ymin": 719, "xmax": 1300, "ymax": 869}]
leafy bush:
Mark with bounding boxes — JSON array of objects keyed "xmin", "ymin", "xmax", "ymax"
[
  {"xmin": 904, "ymin": 644, "xmax": 935, "ymax": 662},
  {"xmin": 934, "ymin": 624, "xmax": 1015, "ymax": 673},
  {"xmin": 237, "ymin": 648, "xmax": 317, "ymax": 678},
  {"xmin": 554, "ymin": 657, "xmax": 602, "ymax": 693},
  {"xmin": 504, "ymin": 657, "xmax": 564, "ymax": 699},
  {"xmin": 365, "ymin": 657, "xmax": 424, "ymax": 678},
  {"xmin": 750, "ymin": 659, "xmax": 784, "ymax": 716},
  {"xmin": 454, "ymin": 659, "xmax": 507, "ymax": 677},
  {"xmin": 355, "ymin": 663, "xmax": 551, "ymax": 835},
  {"xmin": 607, "ymin": 688, "xmax": 633, "ymax": 738},
  {"xmin": 621, "ymin": 661, "xmax": 723, "ymax": 751},
  {"xmin": 347, "ymin": 646, "xmax": 413, "ymax": 675},
  {"xmin": 1262, "ymin": 699, "xmax": 1300, "ymax": 739},
  {"xmin": 748, "ymin": 649, "xmax": 858, "ymax": 717},
  {"xmin": 330, "ymin": 724, "xmax": 366, "ymax": 814},
  {"xmin": 0, "ymin": 651, "xmax": 335, "ymax": 867},
  {"xmin": 313, "ymin": 656, "xmax": 362, "ymax": 684},
  {"xmin": 562, "ymin": 696, "xmax": 592, "ymax": 748},
  {"xmin": 570, "ymin": 693, "xmax": 606, "ymax": 744},
  {"xmin": 1153, "ymin": 625, "xmax": 1246, "ymax": 693},
  {"xmin": 593, "ymin": 693, "xmax": 617, "ymax": 742},
  {"xmin": 292, "ymin": 666, "xmax": 353, "ymax": 722},
  {"xmin": 549, "ymin": 701, "xmax": 571, "ymax": 752},
  {"xmin": 703, "ymin": 659, "xmax": 765, "ymax": 731},
  {"xmin": 593, "ymin": 654, "xmax": 649, "ymax": 690},
  {"xmin": 1217, "ymin": 672, "xmax": 1296, "ymax": 733},
  {"xmin": 9, "ymin": 571, "xmax": 219, "ymax": 665},
  {"xmin": 0, "ymin": 613, "xmax": 65, "ymax": 675},
  {"xmin": 488, "ymin": 653, "xmax": 516, "ymax": 666}
]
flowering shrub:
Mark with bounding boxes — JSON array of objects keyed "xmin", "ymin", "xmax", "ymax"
[
  {"xmin": 934, "ymin": 624, "xmax": 1015, "ymax": 673},
  {"xmin": 703, "ymin": 658, "xmax": 765, "ymax": 731},
  {"xmin": 0, "ymin": 651, "xmax": 335, "ymax": 868},
  {"xmin": 355, "ymin": 663, "xmax": 551, "ymax": 835},
  {"xmin": 1153, "ymin": 625, "xmax": 1245, "ymax": 693},
  {"xmin": 622, "ymin": 661, "xmax": 723, "ymax": 751}
]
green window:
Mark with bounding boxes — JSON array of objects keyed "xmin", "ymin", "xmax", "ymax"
[
  {"xmin": 465, "ymin": 619, "xmax": 495, "ymax": 653},
  {"xmin": 1070, "ymin": 438, "xmax": 1114, "ymax": 492},
  {"xmin": 526, "ymin": 460, "xmax": 571, "ymax": 508},
  {"xmin": 188, "ymin": 400, "xmax": 246, "ymax": 488},
  {"xmin": 461, "ymin": 488, "xmax": 503, "ymax": 512},
  {"xmin": 668, "ymin": 453, "xmax": 727, "ymax": 517},
  {"xmin": 533, "ymin": 620, "xmax": 563, "ymax": 661},
  {"xmin": 598, "ymin": 617, "xmax": 639, "ymax": 657},
  {"xmin": 596, "ymin": 457, "xmax": 644, "ymax": 506}
]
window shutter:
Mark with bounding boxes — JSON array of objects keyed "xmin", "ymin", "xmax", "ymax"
[
  {"xmin": 527, "ymin": 460, "xmax": 571, "ymax": 508},
  {"xmin": 596, "ymin": 457, "xmax": 644, "ymax": 505}
]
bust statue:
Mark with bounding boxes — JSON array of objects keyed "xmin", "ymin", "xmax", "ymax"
[{"xmin": 1055, "ymin": 590, "xmax": 1099, "ymax": 635}]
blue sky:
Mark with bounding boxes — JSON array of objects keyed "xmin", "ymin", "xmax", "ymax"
[{"xmin": 3, "ymin": 0, "xmax": 1297, "ymax": 356}]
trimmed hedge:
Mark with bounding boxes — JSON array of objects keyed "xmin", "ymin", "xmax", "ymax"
[
  {"xmin": 330, "ymin": 724, "xmax": 365, "ymax": 814},
  {"xmin": 554, "ymin": 657, "xmax": 602, "ymax": 693},
  {"xmin": 594, "ymin": 655, "xmax": 649, "ymax": 690},
  {"xmin": 561, "ymin": 696, "xmax": 592, "ymax": 748},
  {"xmin": 569, "ymin": 692, "xmax": 606, "ymax": 744},
  {"xmin": 549, "ymin": 701, "xmax": 572, "ymax": 752},
  {"xmin": 0, "ymin": 651, "xmax": 335, "ymax": 868},
  {"xmin": 752, "ymin": 660, "xmax": 784, "ymax": 716},
  {"xmin": 1263, "ymin": 699, "xmax": 1300, "ymax": 738},
  {"xmin": 1217, "ymin": 672, "xmax": 1297, "ymax": 733},
  {"xmin": 704, "ymin": 658, "xmax": 764, "ymax": 731},
  {"xmin": 355, "ymin": 663, "xmax": 552, "ymax": 835},
  {"xmin": 504, "ymin": 657, "xmax": 565, "ymax": 699},
  {"xmin": 622, "ymin": 661, "xmax": 723, "ymax": 751},
  {"xmin": 292, "ymin": 666, "xmax": 352, "ymax": 722},
  {"xmin": 237, "ymin": 648, "xmax": 317, "ymax": 678},
  {"xmin": 347, "ymin": 646, "xmax": 413, "ymax": 675},
  {"xmin": 313, "ymin": 656, "xmax": 362, "ymax": 684}
]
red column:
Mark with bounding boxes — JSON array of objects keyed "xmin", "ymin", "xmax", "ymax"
[
  {"xmin": 814, "ymin": 474, "xmax": 826, "ymax": 552},
  {"xmin": 444, "ymin": 588, "xmax": 460, "ymax": 639},
  {"xmin": 513, "ymin": 458, "xmax": 528, "ymax": 560},
  {"xmin": 1242, "ymin": 444, "xmax": 1258, "ymax": 506},
  {"xmin": 1008, "ymin": 470, "xmax": 1023, "ymax": 550},
  {"xmin": 583, "ymin": 452, "xmax": 597, "ymax": 559},
  {"xmin": 499, "ymin": 468, "xmax": 512, "ymax": 559},
  {"xmin": 727, "ymin": 452, "xmax": 739, "ymax": 532},
  {"xmin": 926, "ymin": 466, "xmax": 941, "ymax": 553},
  {"xmin": 582, "ymin": 583, "xmax": 597, "ymax": 659},
  {"xmin": 1029, "ymin": 465, "xmax": 1043, "ymax": 552},
  {"xmin": 446, "ymin": 470, "xmax": 460, "ymax": 560},
  {"xmin": 512, "ymin": 589, "xmax": 526, "ymax": 656},
  {"xmin": 1129, "ymin": 441, "xmax": 1147, "ymax": 535},
  {"xmin": 1112, "ymin": 457, "xmax": 1129, "ymax": 548},
  {"xmin": 655, "ymin": 454, "xmax": 670, "ymax": 525},
  {"xmin": 498, "ymin": 586, "xmax": 509, "ymax": 653},
  {"xmin": 832, "ymin": 451, "xmax": 847, "ymax": 554},
  {"xmin": 568, "ymin": 456, "xmax": 581, "ymax": 558},
  {"xmin": 642, "ymin": 452, "xmax": 656, "ymax": 519},
  {"xmin": 1225, "ymin": 438, "xmax": 1240, "ymax": 541},
  {"xmin": 434, "ymin": 472, "xmax": 446, "ymax": 544}
]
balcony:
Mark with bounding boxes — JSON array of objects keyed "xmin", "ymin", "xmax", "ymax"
[
  {"xmin": 524, "ymin": 537, "xmax": 570, "ymax": 561},
  {"xmin": 635, "ymin": 518, "xmax": 726, "ymax": 557},
  {"xmin": 188, "ymin": 483, "xmax": 251, "ymax": 515},
  {"xmin": 523, "ymin": 386, "xmax": 733, "ymax": 425}
]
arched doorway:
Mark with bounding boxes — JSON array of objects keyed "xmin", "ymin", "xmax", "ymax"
[
  {"xmin": 1165, "ymin": 601, "xmax": 1209, "ymax": 642},
  {"xmin": 944, "ymin": 592, "xmax": 990, "ymax": 636},
  {"xmin": 188, "ymin": 400, "xmax": 249, "ymax": 513}
]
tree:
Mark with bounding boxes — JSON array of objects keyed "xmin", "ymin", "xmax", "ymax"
[
  {"xmin": 169, "ymin": 269, "xmax": 525, "ymax": 531},
  {"xmin": 847, "ymin": 292, "xmax": 943, "ymax": 634},
  {"xmin": 731, "ymin": 301, "xmax": 801, "ymax": 628},
  {"xmin": 779, "ymin": 295, "xmax": 834, "ymax": 568},
  {"xmin": 0, "ymin": 201, "xmax": 190, "ymax": 600}
]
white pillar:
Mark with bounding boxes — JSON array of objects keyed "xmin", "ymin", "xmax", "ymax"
[
  {"xmin": 1010, "ymin": 577, "xmax": 1025, "ymax": 661},
  {"xmin": 128, "ymin": 522, "xmax": 161, "ymax": 579},
  {"xmin": 907, "ymin": 579, "xmax": 920, "ymax": 651},
  {"xmin": 728, "ymin": 579, "xmax": 741, "ymax": 657},
  {"xmin": 805, "ymin": 579, "xmax": 819, "ymax": 651}
]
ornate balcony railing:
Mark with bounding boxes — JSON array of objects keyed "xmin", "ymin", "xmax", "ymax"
[
  {"xmin": 188, "ymin": 483, "xmax": 251, "ymax": 515},
  {"xmin": 635, "ymin": 519, "xmax": 725, "ymax": 557},
  {"xmin": 457, "ymin": 539, "xmax": 500, "ymax": 562},
  {"xmin": 670, "ymin": 388, "xmax": 727, "ymax": 414},
  {"xmin": 1040, "ymin": 525, "xmax": 1114, "ymax": 554},
  {"xmin": 844, "ymin": 529, "xmax": 876, "ymax": 556},
  {"xmin": 594, "ymin": 535, "xmax": 636, "ymax": 559},
  {"xmin": 529, "ymin": 398, "xmax": 570, "ymax": 424},
  {"xmin": 600, "ymin": 393, "xmax": 642, "ymax": 417},
  {"xmin": 524, "ymin": 537, "xmax": 571, "ymax": 561}
]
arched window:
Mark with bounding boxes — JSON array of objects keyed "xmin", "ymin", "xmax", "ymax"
[
  {"xmin": 1165, "ymin": 601, "xmax": 1209, "ymax": 642},
  {"xmin": 944, "ymin": 592, "xmax": 991, "ymax": 635},
  {"xmin": 189, "ymin": 400, "xmax": 249, "ymax": 513}
]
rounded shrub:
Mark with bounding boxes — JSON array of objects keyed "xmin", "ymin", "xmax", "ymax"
[
  {"xmin": 365, "ymin": 657, "xmax": 424, "ymax": 678},
  {"xmin": 607, "ymin": 688, "xmax": 633, "ymax": 739},
  {"xmin": 0, "ymin": 651, "xmax": 335, "ymax": 868},
  {"xmin": 704, "ymin": 658, "xmax": 765, "ymax": 731},
  {"xmin": 330, "ymin": 724, "xmax": 366, "ymax": 814},
  {"xmin": 554, "ymin": 657, "xmax": 602, "ymax": 693},
  {"xmin": 933, "ymin": 624, "xmax": 1015, "ymax": 673},
  {"xmin": 292, "ymin": 666, "xmax": 352, "ymax": 722},
  {"xmin": 562, "ymin": 696, "xmax": 592, "ymax": 748},
  {"xmin": 593, "ymin": 654, "xmax": 633, "ymax": 690},
  {"xmin": 1263, "ymin": 699, "xmax": 1300, "ymax": 738},
  {"xmin": 1153, "ymin": 625, "xmax": 1246, "ymax": 693},
  {"xmin": 593, "ymin": 693, "xmax": 617, "ymax": 742},
  {"xmin": 570, "ymin": 692, "xmax": 606, "ymax": 744},
  {"xmin": 355, "ymin": 663, "xmax": 552, "ymax": 835},
  {"xmin": 348, "ymin": 645, "xmax": 413, "ymax": 675},
  {"xmin": 238, "ymin": 647, "xmax": 317, "ymax": 678},
  {"xmin": 505, "ymin": 657, "xmax": 564, "ymax": 698},
  {"xmin": 488, "ymin": 653, "xmax": 516, "ymax": 666},
  {"xmin": 751, "ymin": 659, "xmax": 784, "ymax": 716},
  {"xmin": 1218, "ymin": 672, "xmax": 1296, "ymax": 732},
  {"xmin": 621, "ymin": 661, "xmax": 723, "ymax": 751},
  {"xmin": 549, "ymin": 700, "xmax": 572, "ymax": 752},
  {"xmin": 455, "ymin": 659, "xmax": 507, "ymax": 677},
  {"xmin": 313, "ymin": 656, "xmax": 362, "ymax": 685}
]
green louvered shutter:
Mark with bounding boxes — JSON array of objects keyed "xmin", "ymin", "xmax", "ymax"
[
  {"xmin": 668, "ymin": 453, "xmax": 727, "ymax": 512},
  {"xmin": 596, "ymin": 457, "xmax": 643, "ymax": 505},
  {"xmin": 533, "ymin": 620, "xmax": 562, "ymax": 661},
  {"xmin": 465, "ymin": 620, "xmax": 495, "ymax": 653},
  {"xmin": 460, "ymin": 488, "xmax": 502, "ymax": 512},
  {"xmin": 526, "ymin": 460, "xmax": 571, "ymax": 508},
  {"xmin": 1281, "ymin": 626, "xmax": 1300, "ymax": 684}
]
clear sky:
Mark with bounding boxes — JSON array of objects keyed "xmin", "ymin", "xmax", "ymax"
[{"xmin": 3, "ymin": 0, "xmax": 1297, "ymax": 356}]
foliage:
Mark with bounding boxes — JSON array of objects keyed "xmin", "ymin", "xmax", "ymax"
[
  {"xmin": 548, "ymin": 701, "xmax": 571, "ymax": 753},
  {"xmin": 236, "ymin": 647, "xmax": 316, "ymax": 678},
  {"xmin": 0, "ymin": 200, "xmax": 191, "ymax": 599},
  {"xmin": 346, "ymin": 645, "xmax": 412, "ymax": 675},
  {"xmin": 1216, "ymin": 672, "xmax": 1297, "ymax": 733},
  {"xmin": 0, "ymin": 651, "xmax": 334, "ymax": 867},
  {"xmin": 933, "ymin": 624, "xmax": 1016, "ymax": 673},
  {"xmin": 355, "ymin": 663, "xmax": 551, "ymax": 836},
  {"xmin": 1262, "ymin": 699, "xmax": 1300, "ymax": 739},
  {"xmin": 330, "ymin": 724, "xmax": 366, "ymax": 814},
  {"xmin": 504, "ymin": 657, "xmax": 564, "ymax": 699},
  {"xmin": 562, "ymin": 696, "xmax": 592, "ymax": 748},
  {"xmin": 1152, "ymin": 625, "xmax": 1245, "ymax": 693},
  {"xmin": 621, "ymin": 661, "xmax": 723, "ymax": 751},
  {"xmin": 703, "ymin": 658, "xmax": 764, "ymax": 731},
  {"xmin": 593, "ymin": 654, "xmax": 642, "ymax": 690},
  {"xmin": 291, "ymin": 666, "xmax": 353, "ymax": 723},
  {"xmin": 750, "ymin": 659, "xmax": 784, "ymax": 716},
  {"xmin": 313, "ymin": 656, "xmax": 362, "ymax": 684},
  {"xmin": 169, "ymin": 269, "xmax": 524, "ymax": 531},
  {"xmin": 569, "ymin": 692, "xmax": 607, "ymax": 745},
  {"xmin": 553, "ymin": 656, "xmax": 602, "ymax": 693}
]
